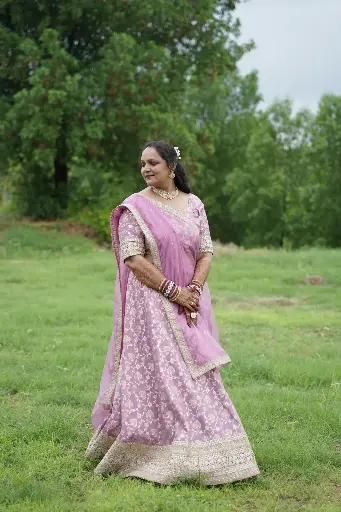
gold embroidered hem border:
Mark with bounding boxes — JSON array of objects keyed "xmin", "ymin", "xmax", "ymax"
[{"xmin": 85, "ymin": 429, "xmax": 260, "ymax": 485}]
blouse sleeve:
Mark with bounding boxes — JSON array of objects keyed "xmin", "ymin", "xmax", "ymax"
[
  {"xmin": 118, "ymin": 209, "xmax": 146, "ymax": 261},
  {"xmin": 198, "ymin": 201, "xmax": 214, "ymax": 255}
]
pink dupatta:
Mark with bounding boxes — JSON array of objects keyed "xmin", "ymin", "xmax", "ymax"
[{"xmin": 93, "ymin": 194, "xmax": 231, "ymax": 420}]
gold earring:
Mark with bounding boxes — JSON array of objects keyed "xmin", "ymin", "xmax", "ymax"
[{"xmin": 169, "ymin": 165, "xmax": 176, "ymax": 179}]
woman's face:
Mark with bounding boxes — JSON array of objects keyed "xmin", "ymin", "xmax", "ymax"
[{"xmin": 141, "ymin": 146, "xmax": 171, "ymax": 188}]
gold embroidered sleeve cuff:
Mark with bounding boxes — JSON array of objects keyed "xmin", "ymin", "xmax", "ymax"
[
  {"xmin": 120, "ymin": 238, "xmax": 145, "ymax": 261},
  {"xmin": 199, "ymin": 233, "xmax": 214, "ymax": 254}
]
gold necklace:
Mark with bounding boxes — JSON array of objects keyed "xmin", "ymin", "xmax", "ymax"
[{"xmin": 151, "ymin": 186, "xmax": 179, "ymax": 200}]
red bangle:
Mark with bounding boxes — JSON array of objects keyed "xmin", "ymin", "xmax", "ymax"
[
  {"xmin": 164, "ymin": 280, "xmax": 176, "ymax": 298},
  {"xmin": 188, "ymin": 282, "xmax": 203, "ymax": 296},
  {"xmin": 159, "ymin": 278, "xmax": 168, "ymax": 294}
]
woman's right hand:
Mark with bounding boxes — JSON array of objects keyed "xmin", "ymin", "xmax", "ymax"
[{"xmin": 175, "ymin": 287, "xmax": 199, "ymax": 312}]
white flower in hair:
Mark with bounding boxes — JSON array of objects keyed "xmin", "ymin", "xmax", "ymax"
[{"xmin": 174, "ymin": 146, "xmax": 181, "ymax": 160}]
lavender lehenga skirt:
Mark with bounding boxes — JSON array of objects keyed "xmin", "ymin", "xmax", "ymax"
[{"xmin": 85, "ymin": 193, "xmax": 260, "ymax": 485}]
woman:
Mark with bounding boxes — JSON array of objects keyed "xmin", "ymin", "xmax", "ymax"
[{"xmin": 85, "ymin": 141, "xmax": 260, "ymax": 485}]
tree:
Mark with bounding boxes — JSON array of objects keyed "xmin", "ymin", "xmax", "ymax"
[
  {"xmin": 1, "ymin": 0, "xmax": 251, "ymax": 218},
  {"xmin": 226, "ymin": 100, "xmax": 314, "ymax": 248},
  {"xmin": 182, "ymin": 70, "xmax": 260, "ymax": 244},
  {"xmin": 304, "ymin": 94, "xmax": 341, "ymax": 247}
]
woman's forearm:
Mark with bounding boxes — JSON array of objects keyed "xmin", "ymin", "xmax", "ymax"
[
  {"xmin": 124, "ymin": 255, "xmax": 199, "ymax": 313},
  {"xmin": 191, "ymin": 253, "xmax": 212, "ymax": 287},
  {"xmin": 126, "ymin": 253, "xmax": 212, "ymax": 291},
  {"xmin": 124, "ymin": 255, "xmax": 165, "ymax": 292}
]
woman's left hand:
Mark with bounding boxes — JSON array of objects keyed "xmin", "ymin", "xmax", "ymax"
[
  {"xmin": 178, "ymin": 289, "xmax": 199, "ymax": 327},
  {"xmin": 183, "ymin": 306, "xmax": 198, "ymax": 327}
]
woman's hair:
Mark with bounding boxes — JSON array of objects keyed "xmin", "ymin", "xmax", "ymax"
[{"xmin": 143, "ymin": 140, "xmax": 191, "ymax": 194}]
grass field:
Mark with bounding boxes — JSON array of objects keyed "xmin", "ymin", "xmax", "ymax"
[{"xmin": 1, "ymin": 223, "xmax": 340, "ymax": 511}]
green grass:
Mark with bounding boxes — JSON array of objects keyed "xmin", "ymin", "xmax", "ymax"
[{"xmin": 1, "ymin": 225, "xmax": 340, "ymax": 511}]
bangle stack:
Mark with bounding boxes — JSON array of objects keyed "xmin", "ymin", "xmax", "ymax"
[
  {"xmin": 159, "ymin": 279, "xmax": 181, "ymax": 302},
  {"xmin": 169, "ymin": 285, "xmax": 181, "ymax": 302},
  {"xmin": 192, "ymin": 279, "xmax": 204, "ymax": 289}
]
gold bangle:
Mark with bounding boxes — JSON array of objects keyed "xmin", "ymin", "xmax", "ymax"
[
  {"xmin": 169, "ymin": 286, "xmax": 178, "ymax": 301},
  {"xmin": 175, "ymin": 286, "xmax": 181, "ymax": 301},
  {"xmin": 173, "ymin": 287, "xmax": 181, "ymax": 302},
  {"xmin": 169, "ymin": 286, "xmax": 181, "ymax": 302},
  {"xmin": 159, "ymin": 278, "xmax": 168, "ymax": 293}
]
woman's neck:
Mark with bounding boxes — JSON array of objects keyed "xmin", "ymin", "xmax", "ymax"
[{"xmin": 150, "ymin": 183, "xmax": 177, "ymax": 193}]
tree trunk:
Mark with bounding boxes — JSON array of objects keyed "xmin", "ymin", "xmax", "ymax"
[
  {"xmin": 54, "ymin": 156, "xmax": 68, "ymax": 212},
  {"xmin": 54, "ymin": 121, "xmax": 68, "ymax": 213}
]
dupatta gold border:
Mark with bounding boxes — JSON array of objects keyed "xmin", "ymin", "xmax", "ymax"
[
  {"xmin": 100, "ymin": 302, "xmax": 122, "ymax": 407},
  {"xmin": 100, "ymin": 208, "xmax": 125, "ymax": 407}
]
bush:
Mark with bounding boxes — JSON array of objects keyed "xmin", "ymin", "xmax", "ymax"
[{"xmin": 77, "ymin": 207, "xmax": 112, "ymax": 245}]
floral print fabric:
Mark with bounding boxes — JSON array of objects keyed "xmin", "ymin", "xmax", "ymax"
[{"xmin": 85, "ymin": 193, "xmax": 260, "ymax": 484}]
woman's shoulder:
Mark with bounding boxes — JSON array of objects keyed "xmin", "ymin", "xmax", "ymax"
[
  {"xmin": 188, "ymin": 193, "xmax": 204, "ymax": 208},
  {"xmin": 121, "ymin": 192, "xmax": 141, "ymax": 205},
  {"xmin": 137, "ymin": 188, "xmax": 149, "ymax": 196}
]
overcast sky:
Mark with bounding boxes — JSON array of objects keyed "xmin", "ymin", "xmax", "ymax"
[{"xmin": 236, "ymin": 0, "xmax": 341, "ymax": 112}]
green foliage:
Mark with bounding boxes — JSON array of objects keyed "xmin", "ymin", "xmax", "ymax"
[
  {"xmin": 187, "ymin": 71, "xmax": 260, "ymax": 244},
  {"xmin": 226, "ymin": 101, "xmax": 314, "ymax": 247},
  {"xmin": 304, "ymin": 95, "xmax": 341, "ymax": 247},
  {"xmin": 224, "ymin": 97, "xmax": 341, "ymax": 249},
  {"xmin": 77, "ymin": 208, "xmax": 112, "ymax": 245},
  {"xmin": 1, "ymin": 0, "xmax": 249, "ymax": 219},
  {"xmin": 2, "ymin": 2, "xmax": 341, "ymax": 248}
]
